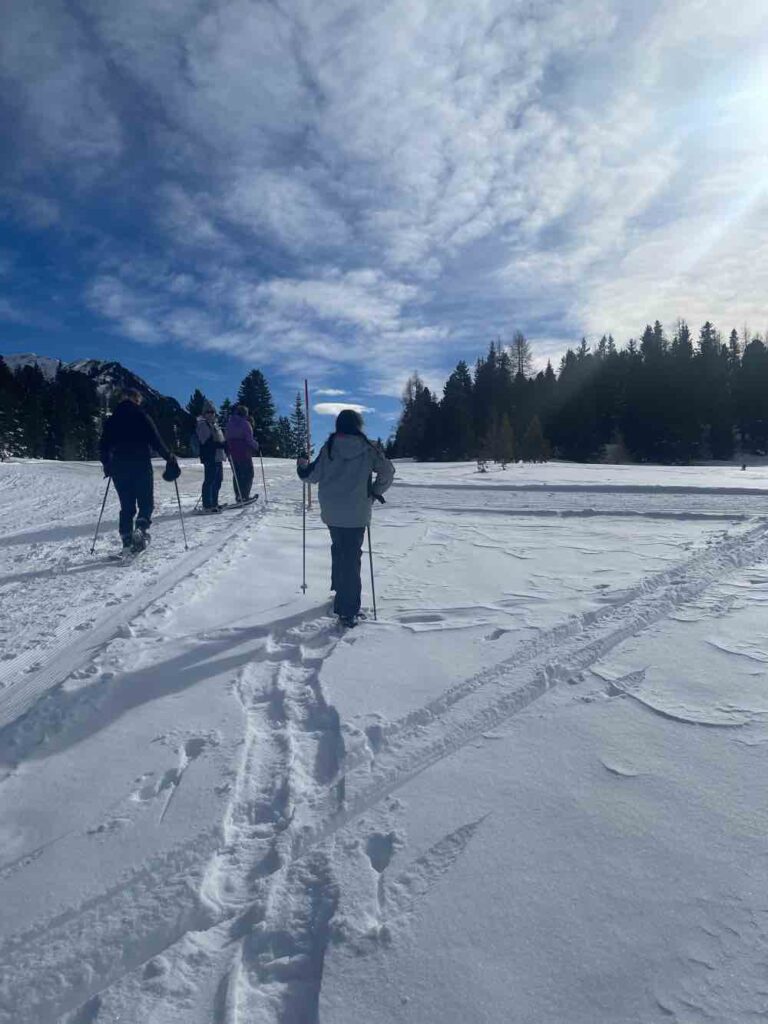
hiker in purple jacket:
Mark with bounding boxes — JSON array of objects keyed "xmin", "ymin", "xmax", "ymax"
[{"xmin": 225, "ymin": 404, "xmax": 260, "ymax": 501}]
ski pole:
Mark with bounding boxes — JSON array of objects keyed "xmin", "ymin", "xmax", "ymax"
[
  {"xmin": 259, "ymin": 451, "xmax": 268, "ymax": 505},
  {"xmin": 367, "ymin": 523, "xmax": 377, "ymax": 621},
  {"xmin": 227, "ymin": 452, "xmax": 243, "ymax": 503},
  {"xmin": 304, "ymin": 379, "xmax": 312, "ymax": 510},
  {"xmin": 301, "ymin": 481, "xmax": 308, "ymax": 592},
  {"xmin": 90, "ymin": 477, "xmax": 111, "ymax": 554},
  {"xmin": 173, "ymin": 479, "xmax": 189, "ymax": 550}
]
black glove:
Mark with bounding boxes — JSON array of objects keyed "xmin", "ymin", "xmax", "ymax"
[{"xmin": 162, "ymin": 456, "xmax": 181, "ymax": 482}]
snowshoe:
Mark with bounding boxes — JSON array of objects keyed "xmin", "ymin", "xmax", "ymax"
[{"xmin": 131, "ymin": 528, "xmax": 150, "ymax": 553}]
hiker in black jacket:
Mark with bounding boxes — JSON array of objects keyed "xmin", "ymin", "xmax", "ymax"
[{"xmin": 99, "ymin": 388, "xmax": 178, "ymax": 551}]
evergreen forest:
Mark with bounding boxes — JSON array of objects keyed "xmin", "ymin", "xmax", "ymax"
[
  {"xmin": 0, "ymin": 357, "xmax": 307, "ymax": 461},
  {"xmin": 388, "ymin": 322, "xmax": 768, "ymax": 464}
]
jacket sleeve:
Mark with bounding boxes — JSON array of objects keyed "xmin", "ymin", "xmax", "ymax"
[
  {"xmin": 245, "ymin": 420, "xmax": 259, "ymax": 452},
  {"xmin": 99, "ymin": 418, "xmax": 113, "ymax": 464},
  {"xmin": 144, "ymin": 412, "xmax": 171, "ymax": 460},
  {"xmin": 197, "ymin": 420, "xmax": 211, "ymax": 444},
  {"xmin": 370, "ymin": 448, "xmax": 395, "ymax": 497},
  {"xmin": 297, "ymin": 446, "xmax": 325, "ymax": 484}
]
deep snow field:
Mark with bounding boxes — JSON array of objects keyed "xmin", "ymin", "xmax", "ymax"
[{"xmin": 1, "ymin": 457, "xmax": 768, "ymax": 1024}]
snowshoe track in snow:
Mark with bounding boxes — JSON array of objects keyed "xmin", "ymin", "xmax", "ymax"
[{"xmin": 8, "ymin": 520, "xmax": 768, "ymax": 1023}]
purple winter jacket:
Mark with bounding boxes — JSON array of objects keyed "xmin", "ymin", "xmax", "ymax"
[{"xmin": 225, "ymin": 413, "xmax": 259, "ymax": 461}]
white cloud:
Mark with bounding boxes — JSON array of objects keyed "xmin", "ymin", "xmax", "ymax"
[
  {"xmin": 316, "ymin": 388, "xmax": 346, "ymax": 396},
  {"xmin": 314, "ymin": 402, "xmax": 374, "ymax": 417},
  {"xmin": 4, "ymin": 0, "xmax": 768, "ymax": 401},
  {"xmin": 0, "ymin": 2, "xmax": 122, "ymax": 173}
]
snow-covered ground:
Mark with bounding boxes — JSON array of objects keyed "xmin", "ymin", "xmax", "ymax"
[{"xmin": 1, "ymin": 458, "xmax": 767, "ymax": 1023}]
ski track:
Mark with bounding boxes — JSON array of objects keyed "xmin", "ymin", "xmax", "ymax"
[
  {"xmin": 0, "ymin": 502, "xmax": 268, "ymax": 733},
  {"xmin": 6, "ymin": 518, "xmax": 768, "ymax": 1022}
]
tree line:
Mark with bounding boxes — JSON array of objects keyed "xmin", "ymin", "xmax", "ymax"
[
  {"xmin": 388, "ymin": 322, "xmax": 768, "ymax": 464},
  {"xmin": 0, "ymin": 358, "xmax": 310, "ymax": 461}
]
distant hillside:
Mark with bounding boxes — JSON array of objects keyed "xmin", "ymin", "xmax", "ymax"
[{"xmin": 0, "ymin": 353, "xmax": 194, "ymax": 460}]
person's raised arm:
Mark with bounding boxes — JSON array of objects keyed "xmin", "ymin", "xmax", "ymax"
[
  {"xmin": 244, "ymin": 418, "xmax": 259, "ymax": 453},
  {"xmin": 144, "ymin": 411, "xmax": 172, "ymax": 461},
  {"xmin": 297, "ymin": 445, "xmax": 325, "ymax": 484},
  {"xmin": 99, "ymin": 418, "xmax": 113, "ymax": 474}
]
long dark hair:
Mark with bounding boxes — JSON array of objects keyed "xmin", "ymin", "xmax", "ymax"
[{"xmin": 327, "ymin": 408, "xmax": 370, "ymax": 459}]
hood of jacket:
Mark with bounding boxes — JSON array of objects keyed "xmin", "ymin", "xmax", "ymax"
[
  {"xmin": 329, "ymin": 433, "xmax": 369, "ymax": 461},
  {"xmin": 226, "ymin": 412, "xmax": 250, "ymax": 435},
  {"xmin": 112, "ymin": 399, "xmax": 143, "ymax": 424}
]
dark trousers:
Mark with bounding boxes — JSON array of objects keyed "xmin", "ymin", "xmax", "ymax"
[
  {"xmin": 329, "ymin": 526, "xmax": 366, "ymax": 618},
  {"xmin": 202, "ymin": 461, "xmax": 223, "ymax": 508},
  {"xmin": 111, "ymin": 460, "xmax": 154, "ymax": 540},
  {"xmin": 232, "ymin": 458, "xmax": 254, "ymax": 500}
]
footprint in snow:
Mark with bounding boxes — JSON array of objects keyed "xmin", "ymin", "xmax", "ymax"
[
  {"xmin": 87, "ymin": 817, "xmax": 131, "ymax": 836},
  {"xmin": 366, "ymin": 832, "xmax": 397, "ymax": 874}
]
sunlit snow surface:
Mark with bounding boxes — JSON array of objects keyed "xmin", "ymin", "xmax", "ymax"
[{"xmin": 0, "ymin": 458, "xmax": 767, "ymax": 1023}]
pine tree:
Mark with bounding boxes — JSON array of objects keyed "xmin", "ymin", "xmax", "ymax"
[
  {"xmin": 237, "ymin": 370, "xmax": 276, "ymax": 454},
  {"xmin": 0, "ymin": 357, "xmax": 21, "ymax": 457},
  {"xmin": 187, "ymin": 389, "xmax": 208, "ymax": 417},
  {"xmin": 14, "ymin": 364, "xmax": 48, "ymax": 457},
  {"xmin": 441, "ymin": 361, "xmax": 474, "ymax": 459},
  {"xmin": 511, "ymin": 331, "xmax": 533, "ymax": 378},
  {"xmin": 273, "ymin": 416, "xmax": 294, "ymax": 457},
  {"xmin": 521, "ymin": 415, "xmax": 549, "ymax": 462},
  {"xmin": 728, "ymin": 329, "xmax": 741, "ymax": 369},
  {"xmin": 414, "ymin": 387, "xmax": 441, "ymax": 460},
  {"xmin": 219, "ymin": 398, "xmax": 233, "ymax": 425},
  {"xmin": 392, "ymin": 372, "xmax": 429, "ymax": 457},
  {"xmin": 289, "ymin": 392, "xmax": 308, "ymax": 456},
  {"xmin": 497, "ymin": 415, "xmax": 515, "ymax": 467}
]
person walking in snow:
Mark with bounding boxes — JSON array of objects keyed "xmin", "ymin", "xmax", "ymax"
[
  {"xmin": 225, "ymin": 403, "xmax": 259, "ymax": 502},
  {"xmin": 297, "ymin": 409, "xmax": 395, "ymax": 627},
  {"xmin": 196, "ymin": 401, "xmax": 226, "ymax": 511},
  {"xmin": 99, "ymin": 387, "xmax": 177, "ymax": 552}
]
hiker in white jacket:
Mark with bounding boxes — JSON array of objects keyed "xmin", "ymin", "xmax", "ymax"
[{"xmin": 297, "ymin": 409, "xmax": 395, "ymax": 626}]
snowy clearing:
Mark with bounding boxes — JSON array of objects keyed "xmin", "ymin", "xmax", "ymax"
[{"xmin": 0, "ymin": 459, "xmax": 767, "ymax": 1023}]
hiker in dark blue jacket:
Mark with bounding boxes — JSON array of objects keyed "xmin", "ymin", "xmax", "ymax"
[{"xmin": 99, "ymin": 388, "xmax": 177, "ymax": 551}]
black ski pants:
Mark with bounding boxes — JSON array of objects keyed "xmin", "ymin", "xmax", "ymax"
[
  {"xmin": 111, "ymin": 459, "xmax": 154, "ymax": 541},
  {"xmin": 232, "ymin": 458, "xmax": 254, "ymax": 500},
  {"xmin": 202, "ymin": 461, "xmax": 223, "ymax": 508},
  {"xmin": 329, "ymin": 526, "xmax": 366, "ymax": 618}
]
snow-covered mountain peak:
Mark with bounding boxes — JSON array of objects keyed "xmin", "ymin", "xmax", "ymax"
[{"xmin": 2, "ymin": 353, "xmax": 62, "ymax": 381}]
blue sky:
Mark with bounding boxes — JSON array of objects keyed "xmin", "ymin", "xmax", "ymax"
[{"xmin": 1, "ymin": 0, "xmax": 767, "ymax": 440}]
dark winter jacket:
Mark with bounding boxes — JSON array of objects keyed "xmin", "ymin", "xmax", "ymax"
[
  {"xmin": 196, "ymin": 415, "xmax": 226, "ymax": 466},
  {"xmin": 297, "ymin": 433, "xmax": 395, "ymax": 528},
  {"xmin": 100, "ymin": 400, "xmax": 171, "ymax": 467},
  {"xmin": 225, "ymin": 412, "xmax": 259, "ymax": 462}
]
